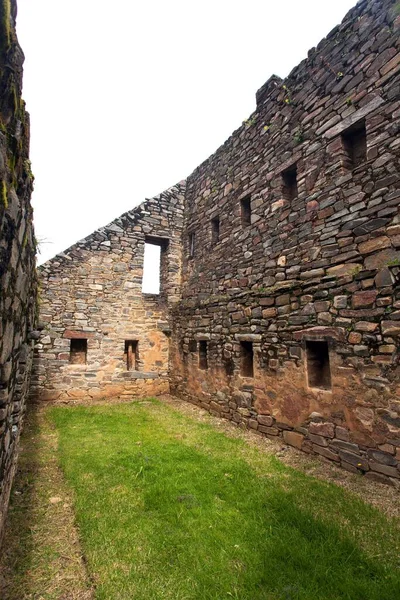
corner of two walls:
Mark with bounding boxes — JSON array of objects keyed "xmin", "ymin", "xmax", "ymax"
[{"xmin": 30, "ymin": 183, "xmax": 185, "ymax": 403}]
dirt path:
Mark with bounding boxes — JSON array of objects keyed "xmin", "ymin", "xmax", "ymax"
[{"xmin": 0, "ymin": 405, "xmax": 94, "ymax": 600}]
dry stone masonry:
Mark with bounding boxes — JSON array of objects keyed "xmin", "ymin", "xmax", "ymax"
[
  {"xmin": 35, "ymin": 0, "xmax": 400, "ymax": 484},
  {"xmin": 0, "ymin": 0, "xmax": 36, "ymax": 538},
  {"xmin": 31, "ymin": 185, "xmax": 184, "ymax": 402}
]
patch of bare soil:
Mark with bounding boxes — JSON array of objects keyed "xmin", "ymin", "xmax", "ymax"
[
  {"xmin": 0, "ymin": 405, "xmax": 94, "ymax": 600},
  {"xmin": 159, "ymin": 395, "xmax": 400, "ymax": 519}
]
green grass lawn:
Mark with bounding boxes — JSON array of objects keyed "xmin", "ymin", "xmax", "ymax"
[{"xmin": 50, "ymin": 399, "xmax": 400, "ymax": 600}]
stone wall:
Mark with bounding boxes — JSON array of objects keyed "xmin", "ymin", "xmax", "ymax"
[
  {"xmin": 170, "ymin": 0, "xmax": 400, "ymax": 485},
  {"xmin": 31, "ymin": 183, "xmax": 185, "ymax": 402},
  {"xmin": 34, "ymin": 0, "xmax": 400, "ymax": 484},
  {"xmin": 0, "ymin": 0, "xmax": 37, "ymax": 537}
]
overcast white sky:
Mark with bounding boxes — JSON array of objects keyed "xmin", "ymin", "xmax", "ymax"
[{"xmin": 17, "ymin": 0, "xmax": 357, "ymax": 265}]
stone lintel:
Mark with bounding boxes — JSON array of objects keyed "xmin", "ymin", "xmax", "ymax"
[
  {"xmin": 123, "ymin": 372, "xmax": 159, "ymax": 380},
  {"xmin": 194, "ymin": 333, "xmax": 211, "ymax": 341},
  {"xmin": 62, "ymin": 330, "xmax": 96, "ymax": 339},
  {"xmin": 293, "ymin": 327, "xmax": 346, "ymax": 343},
  {"xmin": 274, "ymin": 152, "xmax": 302, "ymax": 176},
  {"xmin": 235, "ymin": 334, "xmax": 262, "ymax": 342},
  {"xmin": 323, "ymin": 96, "xmax": 384, "ymax": 139}
]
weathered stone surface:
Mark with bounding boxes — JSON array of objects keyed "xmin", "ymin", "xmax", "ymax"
[
  {"xmin": 381, "ymin": 322, "xmax": 400, "ymax": 336},
  {"xmin": 369, "ymin": 462, "xmax": 400, "ymax": 478},
  {"xmin": 293, "ymin": 327, "xmax": 346, "ymax": 342},
  {"xmin": 283, "ymin": 431, "xmax": 304, "ymax": 449},
  {"xmin": 339, "ymin": 451, "xmax": 369, "ymax": 471},
  {"xmin": 34, "ymin": 0, "xmax": 400, "ymax": 485},
  {"xmin": 308, "ymin": 433, "xmax": 329, "ymax": 447},
  {"xmin": 358, "ymin": 237, "xmax": 391, "ymax": 255},
  {"xmin": 31, "ymin": 183, "xmax": 185, "ymax": 402},
  {"xmin": 375, "ymin": 268, "xmax": 394, "ymax": 288},
  {"xmin": 309, "ymin": 422, "xmax": 335, "ymax": 438},
  {"xmin": 257, "ymin": 415, "xmax": 274, "ymax": 427},
  {"xmin": 367, "ymin": 450, "xmax": 397, "ymax": 467},
  {"xmin": 313, "ymin": 446, "xmax": 340, "ymax": 462},
  {"xmin": 0, "ymin": 0, "xmax": 37, "ymax": 538},
  {"xmin": 365, "ymin": 249, "xmax": 400, "ymax": 270},
  {"xmin": 351, "ymin": 291, "xmax": 377, "ymax": 308}
]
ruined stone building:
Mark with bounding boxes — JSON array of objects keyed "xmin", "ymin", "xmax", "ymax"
[
  {"xmin": 0, "ymin": 0, "xmax": 37, "ymax": 537},
  {"xmin": 22, "ymin": 0, "xmax": 400, "ymax": 488}
]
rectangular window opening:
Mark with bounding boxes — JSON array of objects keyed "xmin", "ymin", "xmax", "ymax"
[
  {"xmin": 188, "ymin": 232, "xmax": 195, "ymax": 259},
  {"xmin": 341, "ymin": 120, "xmax": 366, "ymax": 169},
  {"xmin": 125, "ymin": 340, "xmax": 139, "ymax": 371},
  {"xmin": 211, "ymin": 216, "xmax": 220, "ymax": 244},
  {"xmin": 199, "ymin": 341, "xmax": 208, "ymax": 370},
  {"xmin": 306, "ymin": 340, "xmax": 331, "ymax": 390},
  {"xmin": 142, "ymin": 238, "xmax": 168, "ymax": 295},
  {"xmin": 70, "ymin": 338, "xmax": 87, "ymax": 364},
  {"xmin": 240, "ymin": 196, "xmax": 251, "ymax": 226},
  {"xmin": 282, "ymin": 166, "xmax": 298, "ymax": 201},
  {"xmin": 240, "ymin": 341, "xmax": 254, "ymax": 377}
]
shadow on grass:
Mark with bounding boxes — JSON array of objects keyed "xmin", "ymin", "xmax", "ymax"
[
  {"xmin": 254, "ymin": 490, "xmax": 397, "ymax": 600},
  {"xmin": 141, "ymin": 448, "xmax": 399, "ymax": 600},
  {"xmin": 50, "ymin": 403, "xmax": 400, "ymax": 600}
]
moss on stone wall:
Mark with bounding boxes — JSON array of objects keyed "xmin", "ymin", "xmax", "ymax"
[
  {"xmin": 1, "ymin": 179, "xmax": 8, "ymax": 208},
  {"xmin": 0, "ymin": 0, "xmax": 11, "ymax": 54},
  {"xmin": 0, "ymin": 0, "xmax": 37, "ymax": 541}
]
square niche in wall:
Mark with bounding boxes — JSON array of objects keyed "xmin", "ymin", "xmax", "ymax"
[
  {"xmin": 305, "ymin": 340, "xmax": 331, "ymax": 390},
  {"xmin": 199, "ymin": 341, "xmax": 208, "ymax": 370},
  {"xmin": 341, "ymin": 119, "xmax": 367, "ymax": 169},
  {"xmin": 211, "ymin": 215, "xmax": 220, "ymax": 244},
  {"xmin": 188, "ymin": 232, "xmax": 195, "ymax": 259},
  {"xmin": 240, "ymin": 341, "xmax": 254, "ymax": 377},
  {"xmin": 125, "ymin": 340, "xmax": 138, "ymax": 371},
  {"xmin": 281, "ymin": 165, "xmax": 298, "ymax": 201},
  {"xmin": 240, "ymin": 195, "xmax": 251, "ymax": 227},
  {"xmin": 69, "ymin": 338, "xmax": 87, "ymax": 364}
]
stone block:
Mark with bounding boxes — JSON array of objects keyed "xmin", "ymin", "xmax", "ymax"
[
  {"xmin": 308, "ymin": 433, "xmax": 329, "ymax": 447},
  {"xmin": 358, "ymin": 237, "xmax": 391, "ymax": 255},
  {"xmin": 367, "ymin": 450, "xmax": 397, "ymax": 467},
  {"xmin": 381, "ymin": 322, "xmax": 400, "ymax": 336},
  {"xmin": 375, "ymin": 268, "xmax": 394, "ymax": 288},
  {"xmin": 257, "ymin": 415, "xmax": 274, "ymax": 427},
  {"xmin": 333, "ymin": 296, "xmax": 347, "ymax": 309},
  {"xmin": 283, "ymin": 431, "xmax": 304, "ymax": 449},
  {"xmin": 330, "ymin": 439, "xmax": 360, "ymax": 453},
  {"xmin": 309, "ymin": 422, "xmax": 335, "ymax": 438},
  {"xmin": 351, "ymin": 291, "xmax": 377, "ymax": 309},
  {"xmin": 335, "ymin": 427, "xmax": 350, "ymax": 442},
  {"xmin": 369, "ymin": 462, "xmax": 399, "ymax": 478},
  {"xmin": 313, "ymin": 445, "xmax": 340, "ymax": 462},
  {"xmin": 258, "ymin": 425, "xmax": 279, "ymax": 436},
  {"xmin": 338, "ymin": 451, "xmax": 369, "ymax": 471}
]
